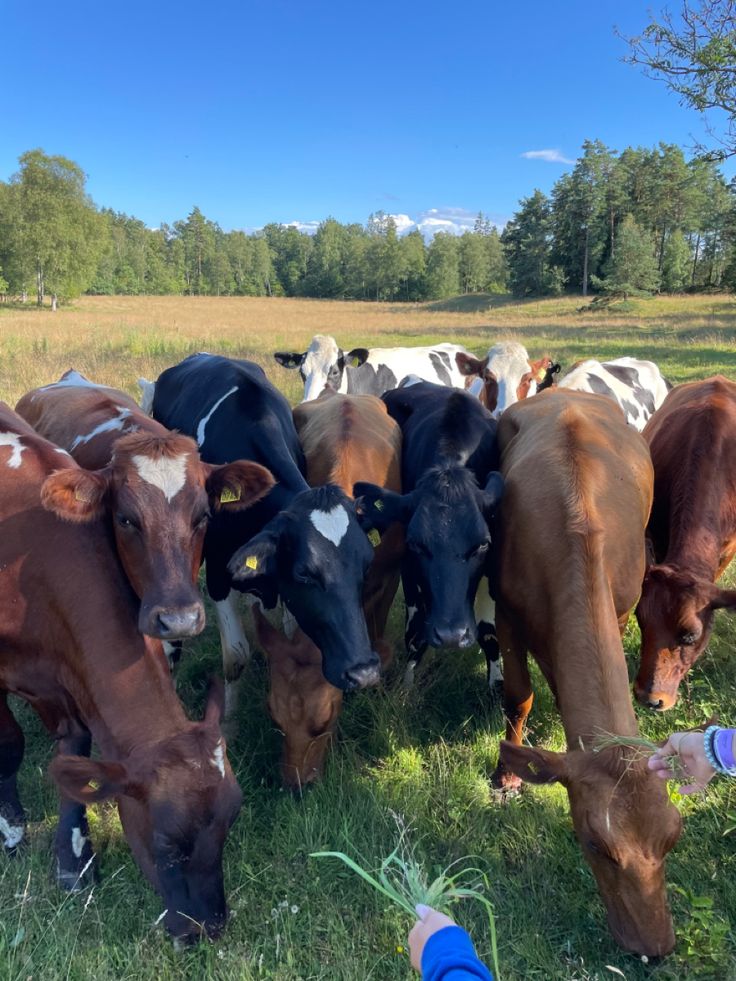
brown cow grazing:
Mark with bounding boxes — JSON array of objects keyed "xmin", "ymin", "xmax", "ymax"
[
  {"xmin": 0, "ymin": 405, "xmax": 242, "ymax": 943},
  {"xmin": 455, "ymin": 341, "xmax": 559, "ymax": 417},
  {"xmin": 635, "ymin": 376, "xmax": 736, "ymax": 710},
  {"xmin": 16, "ymin": 370, "xmax": 274, "ymax": 640},
  {"xmin": 253, "ymin": 607, "xmax": 343, "ymax": 791},
  {"xmin": 493, "ymin": 390, "xmax": 681, "ymax": 958},
  {"xmin": 292, "ymin": 388, "xmax": 403, "ymax": 651}
]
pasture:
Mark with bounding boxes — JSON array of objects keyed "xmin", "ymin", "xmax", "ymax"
[{"xmin": 1, "ymin": 293, "xmax": 735, "ymax": 980}]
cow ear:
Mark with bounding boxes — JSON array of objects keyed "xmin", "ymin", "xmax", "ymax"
[
  {"xmin": 499, "ymin": 741, "xmax": 569, "ymax": 786},
  {"xmin": 274, "ymin": 351, "xmax": 305, "ymax": 369},
  {"xmin": 455, "ymin": 352, "xmax": 484, "ymax": 377},
  {"xmin": 49, "ymin": 755, "xmax": 145, "ymax": 803},
  {"xmin": 206, "ymin": 461, "xmax": 275, "ymax": 511},
  {"xmin": 41, "ymin": 468, "xmax": 110, "ymax": 523},
  {"xmin": 707, "ymin": 585, "xmax": 736, "ymax": 611},
  {"xmin": 345, "ymin": 347, "xmax": 369, "ymax": 368},
  {"xmin": 479, "ymin": 472, "xmax": 504, "ymax": 519},
  {"xmin": 228, "ymin": 526, "xmax": 280, "ymax": 582},
  {"xmin": 354, "ymin": 482, "xmax": 412, "ymax": 532}
]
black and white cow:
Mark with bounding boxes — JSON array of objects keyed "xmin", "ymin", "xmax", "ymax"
[
  {"xmin": 354, "ymin": 381, "xmax": 504, "ymax": 685},
  {"xmin": 274, "ymin": 335, "xmax": 471, "ymax": 402},
  {"xmin": 558, "ymin": 357, "xmax": 670, "ymax": 431},
  {"xmin": 455, "ymin": 341, "xmax": 560, "ymax": 419},
  {"xmin": 151, "ymin": 353, "xmax": 380, "ymax": 704}
]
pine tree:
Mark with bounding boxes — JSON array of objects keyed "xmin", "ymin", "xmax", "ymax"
[{"xmin": 594, "ymin": 215, "xmax": 660, "ymax": 298}]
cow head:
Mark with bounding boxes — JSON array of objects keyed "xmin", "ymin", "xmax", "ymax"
[
  {"xmin": 456, "ymin": 343, "xmax": 557, "ymax": 417},
  {"xmin": 274, "ymin": 335, "xmax": 368, "ymax": 402},
  {"xmin": 355, "ymin": 468, "xmax": 504, "ymax": 650},
  {"xmin": 635, "ymin": 564, "xmax": 736, "ymax": 710},
  {"xmin": 254, "ymin": 607, "xmax": 342, "ymax": 792},
  {"xmin": 50, "ymin": 681, "xmax": 242, "ymax": 944},
  {"xmin": 42, "ymin": 432, "xmax": 274, "ymax": 640},
  {"xmin": 500, "ymin": 741, "xmax": 682, "ymax": 958},
  {"xmin": 228, "ymin": 484, "xmax": 381, "ymax": 691}
]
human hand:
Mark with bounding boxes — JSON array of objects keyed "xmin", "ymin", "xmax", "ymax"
[
  {"xmin": 648, "ymin": 731, "xmax": 716, "ymax": 794},
  {"xmin": 408, "ymin": 904, "xmax": 456, "ymax": 972}
]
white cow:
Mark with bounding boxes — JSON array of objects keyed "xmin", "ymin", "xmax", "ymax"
[{"xmin": 558, "ymin": 357, "xmax": 670, "ymax": 431}]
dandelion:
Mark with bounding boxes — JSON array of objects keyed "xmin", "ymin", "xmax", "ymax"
[{"xmin": 396, "ymin": 945, "xmax": 405, "ymax": 954}]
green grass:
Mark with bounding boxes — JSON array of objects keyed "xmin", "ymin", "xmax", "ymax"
[{"xmin": 1, "ymin": 294, "xmax": 736, "ymax": 979}]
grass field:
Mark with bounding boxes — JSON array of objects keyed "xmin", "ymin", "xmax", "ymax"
[{"xmin": 1, "ymin": 293, "xmax": 735, "ymax": 980}]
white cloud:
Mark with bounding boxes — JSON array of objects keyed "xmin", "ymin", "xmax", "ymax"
[
  {"xmin": 282, "ymin": 219, "xmax": 322, "ymax": 234},
  {"xmin": 270, "ymin": 207, "xmax": 508, "ymax": 242},
  {"xmin": 521, "ymin": 148, "xmax": 574, "ymax": 165}
]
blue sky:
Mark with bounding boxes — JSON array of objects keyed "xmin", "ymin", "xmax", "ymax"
[{"xmin": 2, "ymin": 0, "xmax": 731, "ymax": 236}]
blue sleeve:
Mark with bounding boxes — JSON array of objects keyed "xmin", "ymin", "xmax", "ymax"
[{"xmin": 421, "ymin": 925, "xmax": 494, "ymax": 981}]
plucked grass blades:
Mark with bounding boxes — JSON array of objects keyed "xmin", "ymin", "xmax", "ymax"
[
  {"xmin": 311, "ymin": 816, "xmax": 500, "ymax": 979},
  {"xmin": 592, "ymin": 732, "xmax": 690, "ymax": 784}
]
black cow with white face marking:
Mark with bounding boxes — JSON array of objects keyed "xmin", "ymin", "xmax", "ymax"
[
  {"xmin": 274, "ymin": 335, "xmax": 471, "ymax": 401},
  {"xmin": 151, "ymin": 353, "xmax": 380, "ymax": 701},
  {"xmin": 354, "ymin": 382, "xmax": 504, "ymax": 680}
]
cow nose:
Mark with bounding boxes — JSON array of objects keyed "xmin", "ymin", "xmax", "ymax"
[
  {"xmin": 156, "ymin": 604, "xmax": 205, "ymax": 639},
  {"xmin": 428, "ymin": 624, "xmax": 474, "ymax": 649},
  {"xmin": 344, "ymin": 660, "xmax": 381, "ymax": 691}
]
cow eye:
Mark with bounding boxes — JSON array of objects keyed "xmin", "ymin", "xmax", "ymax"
[
  {"xmin": 192, "ymin": 510, "xmax": 210, "ymax": 530},
  {"xmin": 679, "ymin": 630, "xmax": 698, "ymax": 646},
  {"xmin": 116, "ymin": 512, "xmax": 138, "ymax": 530},
  {"xmin": 294, "ymin": 570, "xmax": 320, "ymax": 588},
  {"xmin": 407, "ymin": 540, "xmax": 431, "ymax": 558},
  {"xmin": 586, "ymin": 839, "xmax": 618, "ymax": 864}
]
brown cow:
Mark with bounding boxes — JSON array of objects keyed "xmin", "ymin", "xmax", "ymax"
[
  {"xmin": 456, "ymin": 341, "xmax": 558, "ymax": 416},
  {"xmin": 16, "ymin": 370, "xmax": 274, "ymax": 640},
  {"xmin": 635, "ymin": 376, "xmax": 736, "ymax": 710},
  {"xmin": 0, "ymin": 405, "xmax": 242, "ymax": 943},
  {"xmin": 493, "ymin": 390, "xmax": 681, "ymax": 957}
]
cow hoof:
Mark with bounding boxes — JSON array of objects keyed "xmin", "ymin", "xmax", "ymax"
[{"xmin": 56, "ymin": 866, "xmax": 95, "ymax": 892}]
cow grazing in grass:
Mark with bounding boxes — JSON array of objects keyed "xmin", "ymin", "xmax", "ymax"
[
  {"xmin": 0, "ymin": 405, "xmax": 242, "ymax": 944},
  {"xmin": 355, "ymin": 382, "xmax": 503, "ymax": 683},
  {"xmin": 493, "ymin": 389, "xmax": 681, "ymax": 958},
  {"xmin": 16, "ymin": 370, "xmax": 273, "ymax": 641},
  {"xmin": 635, "ymin": 376, "xmax": 736, "ymax": 710},
  {"xmin": 151, "ymin": 353, "xmax": 381, "ymax": 704},
  {"xmin": 558, "ymin": 356, "xmax": 669, "ymax": 431},
  {"xmin": 455, "ymin": 341, "xmax": 559, "ymax": 418},
  {"xmin": 274, "ymin": 335, "xmax": 471, "ymax": 401}
]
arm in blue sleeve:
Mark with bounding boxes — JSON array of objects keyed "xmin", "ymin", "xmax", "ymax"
[{"xmin": 421, "ymin": 925, "xmax": 494, "ymax": 981}]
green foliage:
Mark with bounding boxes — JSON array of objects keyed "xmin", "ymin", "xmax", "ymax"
[
  {"xmin": 593, "ymin": 215, "xmax": 661, "ymax": 298},
  {"xmin": 503, "ymin": 190, "xmax": 566, "ymax": 297},
  {"xmin": 662, "ymin": 230, "xmax": 692, "ymax": 291}
]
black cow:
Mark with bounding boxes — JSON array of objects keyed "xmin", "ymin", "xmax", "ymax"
[
  {"xmin": 354, "ymin": 382, "xmax": 504, "ymax": 682},
  {"xmin": 151, "ymin": 353, "xmax": 380, "ymax": 701}
]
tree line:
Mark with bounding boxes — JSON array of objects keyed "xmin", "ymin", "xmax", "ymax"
[{"xmin": 0, "ymin": 143, "xmax": 734, "ymax": 306}]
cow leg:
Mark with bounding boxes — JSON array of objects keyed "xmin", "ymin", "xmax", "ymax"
[
  {"xmin": 0, "ymin": 692, "xmax": 26, "ymax": 854},
  {"xmin": 53, "ymin": 724, "xmax": 96, "ymax": 891},
  {"xmin": 215, "ymin": 591, "xmax": 251, "ymax": 719},
  {"xmin": 403, "ymin": 575, "xmax": 427, "ymax": 689},
  {"xmin": 474, "ymin": 577, "xmax": 502, "ymax": 695},
  {"xmin": 491, "ymin": 610, "xmax": 533, "ymax": 793}
]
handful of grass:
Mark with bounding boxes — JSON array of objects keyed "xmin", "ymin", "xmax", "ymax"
[
  {"xmin": 311, "ymin": 831, "xmax": 500, "ymax": 979},
  {"xmin": 592, "ymin": 732, "xmax": 688, "ymax": 783}
]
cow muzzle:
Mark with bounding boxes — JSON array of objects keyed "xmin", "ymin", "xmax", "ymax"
[{"xmin": 142, "ymin": 602, "xmax": 206, "ymax": 640}]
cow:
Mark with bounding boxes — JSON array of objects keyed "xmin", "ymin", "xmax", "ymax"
[
  {"xmin": 354, "ymin": 382, "xmax": 504, "ymax": 684},
  {"xmin": 253, "ymin": 607, "xmax": 343, "ymax": 792},
  {"xmin": 15, "ymin": 370, "xmax": 273, "ymax": 642},
  {"xmin": 150, "ymin": 353, "xmax": 381, "ymax": 705},
  {"xmin": 0, "ymin": 405, "xmax": 242, "ymax": 944},
  {"xmin": 455, "ymin": 341, "xmax": 559, "ymax": 418},
  {"xmin": 635, "ymin": 376, "xmax": 736, "ymax": 710},
  {"xmin": 274, "ymin": 335, "xmax": 471, "ymax": 401},
  {"xmin": 491, "ymin": 389, "xmax": 681, "ymax": 958},
  {"xmin": 557, "ymin": 356, "xmax": 670, "ymax": 431}
]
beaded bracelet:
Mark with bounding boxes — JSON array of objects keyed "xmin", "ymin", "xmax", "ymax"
[
  {"xmin": 714, "ymin": 727, "xmax": 736, "ymax": 776},
  {"xmin": 703, "ymin": 726, "xmax": 736, "ymax": 776}
]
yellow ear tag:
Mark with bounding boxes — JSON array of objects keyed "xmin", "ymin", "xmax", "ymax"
[
  {"xmin": 535, "ymin": 367, "xmax": 547, "ymax": 382},
  {"xmin": 220, "ymin": 486, "xmax": 241, "ymax": 504},
  {"xmin": 244, "ymin": 555, "xmax": 258, "ymax": 571},
  {"xmin": 374, "ymin": 499, "xmax": 384, "ymax": 511},
  {"xmin": 75, "ymin": 487, "xmax": 93, "ymax": 503},
  {"xmin": 349, "ymin": 355, "xmax": 362, "ymax": 368},
  {"xmin": 368, "ymin": 528, "xmax": 381, "ymax": 547}
]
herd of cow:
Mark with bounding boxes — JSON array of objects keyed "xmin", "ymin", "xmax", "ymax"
[{"xmin": 1, "ymin": 332, "xmax": 734, "ymax": 959}]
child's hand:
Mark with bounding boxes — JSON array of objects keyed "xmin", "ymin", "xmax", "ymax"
[
  {"xmin": 648, "ymin": 731, "xmax": 716, "ymax": 794},
  {"xmin": 408, "ymin": 904, "xmax": 456, "ymax": 971}
]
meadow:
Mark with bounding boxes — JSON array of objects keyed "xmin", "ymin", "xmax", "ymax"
[{"xmin": 0, "ymin": 293, "xmax": 735, "ymax": 981}]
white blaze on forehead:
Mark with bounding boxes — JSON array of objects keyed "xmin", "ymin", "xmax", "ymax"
[
  {"xmin": 71, "ymin": 827, "xmax": 87, "ymax": 858},
  {"xmin": 196, "ymin": 386, "xmax": 238, "ymax": 446},
  {"xmin": 132, "ymin": 452, "xmax": 189, "ymax": 502},
  {"xmin": 211, "ymin": 740, "xmax": 226, "ymax": 778},
  {"xmin": 71, "ymin": 406, "xmax": 134, "ymax": 449},
  {"xmin": 0, "ymin": 815, "xmax": 24, "ymax": 848},
  {"xmin": 309, "ymin": 504, "xmax": 349, "ymax": 546},
  {"xmin": 0, "ymin": 432, "xmax": 27, "ymax": 469},
  {"xmin": 302, "ymin": 335, "xmax": 341, "ymax": 401},
  {"xmin": 485, "ymin": 341, "xmax": 533, "ymax": 415}
]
